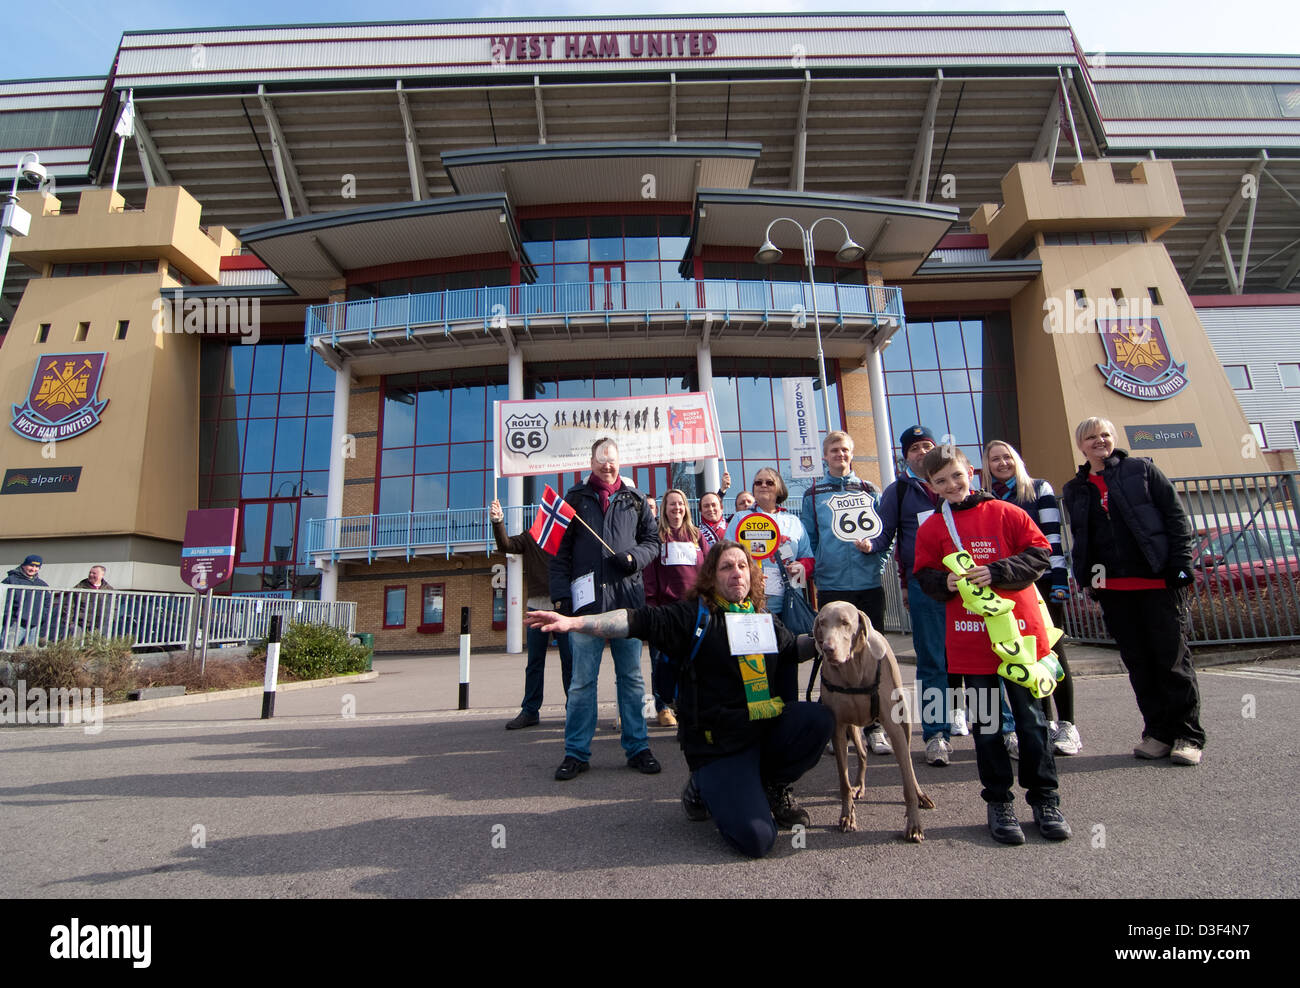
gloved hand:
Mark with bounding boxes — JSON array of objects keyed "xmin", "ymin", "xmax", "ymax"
[
  {"xmin": 1165, "ymin": 567, "xmax": 1194, "ymax": 589},
  {"xmin": 1050, "ymin": 586, "xmax": 1069, "ymax": 603},
  {"xmin": 613, "ymin": 552, "xmax": 638, "ymax": 574}
]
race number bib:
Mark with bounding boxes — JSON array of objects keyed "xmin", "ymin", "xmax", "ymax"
[
  {"xmin": 724, "ymin": 612, "xmax": 778, "ymax": 656},
  {"xmin": 826, "ymin": 492, "xmax": 882, "ymax": 543},
  {"xmin": 571, "ymin": 572, "xmax": 595, "ymax": 611},
  {"xmin": 664, "ymin": 541, "xmax": 697, "ymax": 566}
]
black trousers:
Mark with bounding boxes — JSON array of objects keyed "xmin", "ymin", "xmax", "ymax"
[
  {"xmin": 694, "ymin": 702, "xmax": 834, "ymax": 858},
  {"xmin": 1096, "ymin": 588, "xmax": 1206, "ymax": 748}
]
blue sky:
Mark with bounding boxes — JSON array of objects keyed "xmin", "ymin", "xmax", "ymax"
[{"xmin": 16, "ymin": 0, "xmax": 1298, "ymax": 82}]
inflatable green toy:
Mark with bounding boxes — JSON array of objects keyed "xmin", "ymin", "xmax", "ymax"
[{"xmin": 942, "ymin": 549, "xmax": 1064, "ymax": 700}]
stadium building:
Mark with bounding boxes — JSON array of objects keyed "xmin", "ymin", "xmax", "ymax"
[{"xmin": 0, "ymin": 12, "xmax": 1297, "ymax": 651}]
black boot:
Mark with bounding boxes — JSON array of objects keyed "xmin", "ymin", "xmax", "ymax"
[
  {"xmin": 681, "ymin": 774, "xmax": 710, "ymax": 822},
  {"xmin": 765, "ymin": 783, "xmax": 810, "ymax": 829}
]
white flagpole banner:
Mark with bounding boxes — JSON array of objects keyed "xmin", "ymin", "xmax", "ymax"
[
  {"xmin": 783, "ymin": 377, "xmax": 823, "ymax": 479},
  {"xmin": 495, "ymin": 392, "xmax": 720, "ymax": 477}
]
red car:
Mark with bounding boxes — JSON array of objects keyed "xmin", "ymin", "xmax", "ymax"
[{"xmin": 1194, "ymin": 525, "xmax": 1300, "ymax": 593}]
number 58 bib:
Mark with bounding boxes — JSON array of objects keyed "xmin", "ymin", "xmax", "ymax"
[{"xmin": 826, "ymin": 491, "xmax": 882, "ymax": 543}]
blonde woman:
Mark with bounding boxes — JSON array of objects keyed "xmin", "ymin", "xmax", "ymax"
[
  {"xmin": 1061, "ymin": 418, "xmax": 1204, "ymax": 766},
  {"xmin": 643, "ymin": 489, "xmax": 709, "ymax": 727},
  {"xmin": 983, "ymin": 440, "xmax": 1080, "ymax": 756}
]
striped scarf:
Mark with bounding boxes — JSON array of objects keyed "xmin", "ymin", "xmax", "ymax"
[{"xmin": 713, "ymin": 595, "xmax": 784, "ymax": 720}]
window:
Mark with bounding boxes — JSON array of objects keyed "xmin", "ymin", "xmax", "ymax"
[
  {"xmin": 1278, "ymin": 363, "xmax": 1300, "ymax": 389},
  {"xmin": 36, "ymin": 324, "xmax": 50, "ymax": 343},
  {"xmin": 1224, "ymin": 365, "xmax": 1251, "ymax": 391},
  {"xmin": 1148, "ymin": 286, "xmax": 1162, "ymax": 305},
  {"xmin": 1249, "ymin": 423, "xmax": 1268, "ymax": 450},
  {"xmin": 1073, "ymin": 289, "xmax": 1088, "ymax": 309},
  {"xmin": 1110, "ymin": 288, "xmax": 1124, "ymax": 304},
  {"xmin": 492, "ymin": 587, "xmax": 507, "ymax": 630},
  {"xmin": 383, "ymin": 586, "xmax": 407, "ymax": 628},
  {"xmin": 419, "ymin": 583, "xmax": 445, "ymax": 633},
  {"xmin": 115, "ymin": 320, "xmax": 129, "ymax": 341},
  {"xmin": 74, "ymin": 321, "xmax": 90, "ymax": 342}
]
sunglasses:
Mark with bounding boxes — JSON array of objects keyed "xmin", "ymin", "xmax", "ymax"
[{"xmin": 753, "ymin": 478, "xmax": 777, "ymax": 486}]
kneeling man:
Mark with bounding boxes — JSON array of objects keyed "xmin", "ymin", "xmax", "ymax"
[{"xmin": 529, "ymin": 541, "xmax": 832, "ymax": 858}]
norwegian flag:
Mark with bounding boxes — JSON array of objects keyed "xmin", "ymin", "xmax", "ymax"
[{"xmin": 529, "ymin": 485, "xmax": 577, "ymax": 555}]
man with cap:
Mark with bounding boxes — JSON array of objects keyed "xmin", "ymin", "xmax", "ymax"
[
  {"xmin": 869, "ymin": 426, "xmax": 955, "ymax": 766},
  {"xmin": 4, "ymin": 554, "xmax": 50, "ymax": 647}
]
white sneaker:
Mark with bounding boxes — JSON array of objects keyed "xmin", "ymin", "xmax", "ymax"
[
  {"xmin": 866, "ymin": 723, "xmax": 893, "ymax": 755},
  {"xmin": 1052, "ymin": 720, "xmax": 1082, "ymax": 756},
  {"xmin": 950, "ymin": 708, "xmax": 969, "ymax": 736},
  {"xmin": 925, "ymin": 736, "xmax": 952, "ymax": 767},
  {"xmin": 1004, "ymin": 732, "xmax": 1020, "ymax": 760}
]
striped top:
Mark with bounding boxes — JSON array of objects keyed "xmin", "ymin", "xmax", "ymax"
[{"xmin": 992, "ymin": 477, "xmax": 1069, "ymax": 593}]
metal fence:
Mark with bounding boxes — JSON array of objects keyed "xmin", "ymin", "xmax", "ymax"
[
  {"xmin": 0, "ymin": 586, "xmax": 356, "ymax": 652},
  {"xmin": 305, "ymin": 279, "xmax": 905, "ymax": 343},
  {"xmin": 1061, "ymin": 470, "xmax": 1300, "ymax": 646}
]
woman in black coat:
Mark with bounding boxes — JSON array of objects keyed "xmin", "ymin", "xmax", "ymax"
[{"xmin": 1060, "ymin": 417, "xmax": 1205, "ymax": 765}]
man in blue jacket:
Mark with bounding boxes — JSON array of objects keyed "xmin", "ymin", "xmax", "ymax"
[
  {"xmin": 549, "ymin": 438, "xmax": 662, "ymax": 781},
  {"xmin": 800, "ymin": 430, "xmax": 893, "ymax": 754},
  {"xmin": 870, "ymin": 426, "xmax": 956, "ymax": 766}
]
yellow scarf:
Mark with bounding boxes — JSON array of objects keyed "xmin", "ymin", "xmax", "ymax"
[{"xmin": 713, "ymin": 595, "xmax": 784, "ymax": 720}]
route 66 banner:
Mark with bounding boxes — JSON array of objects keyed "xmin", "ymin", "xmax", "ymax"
[{"xmin": 494, "ymin": 392, "xmax": 720, "ymax": 477}]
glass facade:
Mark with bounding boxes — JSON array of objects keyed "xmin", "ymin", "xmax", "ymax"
[
  {"xmin": 520, "ymin": 214, "xmax": 691, "ymax": 286},
  {"xmin": 378, "ymin": 367, "xmax": 509, "ymax": 515},
  {"xmin": 199, "ymin": 342, "xmax": 334, "ymax": 596},
  {"xmin": 881, "ymin": 312, "xmax": 1019, "ymax": 479}
]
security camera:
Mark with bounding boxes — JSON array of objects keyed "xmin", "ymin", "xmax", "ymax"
[{"xmin": 20, "ymin": 159, "xmax": 47, "ymax": 185}]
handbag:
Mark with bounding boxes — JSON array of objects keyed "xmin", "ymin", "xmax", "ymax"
[{"xmin": 777, "ymin": 560, "xmax": 816, "ymax": 636}]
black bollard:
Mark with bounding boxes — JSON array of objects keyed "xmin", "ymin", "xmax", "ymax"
[
  {"xmin": 458, "ymin": 606, "xmax": 470, "ymax": 710},
  {"xmin": 261, "ymin": 615, "xmax": 282, "ymax": 719}
]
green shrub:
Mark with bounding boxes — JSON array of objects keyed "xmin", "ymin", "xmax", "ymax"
[
  {"xmin": 11, "ymin": 633, "xmax": 138, "ymax": 699},
  {"xmin": 261, "ymin": 622, "xmax": 369, "ymax": 680}
]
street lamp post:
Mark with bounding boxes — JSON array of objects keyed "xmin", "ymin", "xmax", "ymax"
[
  {"xmin": 755, "ymin": 216, "xmax": 865, "ymax": 433},
  {"xmin": 1, "ymin": 154, "xmax": 47, "ymax": 324}
]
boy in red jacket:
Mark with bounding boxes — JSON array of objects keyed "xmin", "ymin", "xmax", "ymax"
[{"xmin": 912, "ymin": 445, "xmax": 1072, "ymax": 845}]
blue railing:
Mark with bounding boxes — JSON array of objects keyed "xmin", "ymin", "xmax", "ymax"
[
  {"xmin": 305, "ymin": 279, "xmax": 904, "ymax": 343},
  {"xmin": 305, "ymin": 497, "xmax": 810, "ymax": 560}
]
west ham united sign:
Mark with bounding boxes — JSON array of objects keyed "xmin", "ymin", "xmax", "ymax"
[
  {"xmin": 1096, "ymin": 318, "xmax": 1189, "ymax": 402},
  {"xmin": 11, "ymin": 353, "xmax": 109, "ymax": 441}
]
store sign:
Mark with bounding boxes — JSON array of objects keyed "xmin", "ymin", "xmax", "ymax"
[
  {"xmin": 181, "ymin": 508, "xmax": 239, "ymax": 590},
  {"xmin": 488, "ymin": 31, "xmax": 718, "ymax": 64},
  {"xmin": 1125, "ymin": 424, "xmax": 1202, "ymax": 450},
  {"xmin": 1096, "ymin": 318, "xmax": 1189, "ymax": 401},
  {"xmin": 494, "ymin": 392, "xmax": 720, "ymax": 477},
  {"xmin": 782, "ymin": 378, "xmax": 822, "ymax": 479},
  {"xmin": 11, "ymin": 353, "xmax": 110, "ymax": 441},
  {"xmin": 1, "ymin": 466, "xmax": 82, "ymax": 494}
]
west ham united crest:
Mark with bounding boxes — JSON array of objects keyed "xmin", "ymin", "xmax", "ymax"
[
  {"xmin": 11, "ymin": 353, "xmax": 110, "ymax": 442},
  {"xmin": 1096, "ymin": 318, "xmax": 1189, "ymax": 401}
]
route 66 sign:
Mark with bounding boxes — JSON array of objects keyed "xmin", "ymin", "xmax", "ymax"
[
  {"xmin": 827, "ymin": 491, "xmax": 881, "ymax": 543},
  {"xmin": 504, "ymin": 413, "xmax": 548, "ymax": 458}
]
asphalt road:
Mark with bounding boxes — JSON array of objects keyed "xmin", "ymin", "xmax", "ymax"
[{"xmin": 3, "ymin": 647, "xmax": 1297, "ymax": 899}]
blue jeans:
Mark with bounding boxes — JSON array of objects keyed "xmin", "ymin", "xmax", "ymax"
[
  {"xmin": 908, "ymin": 575, "xmax": 950, "ymax": 741},
  {"xmin": 564, "ymin": 632, "xmax": 650, "ymax": 763},
  {"xmin": 521, "ymin": 627, "xmax": 572, "ymax": 717}
]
